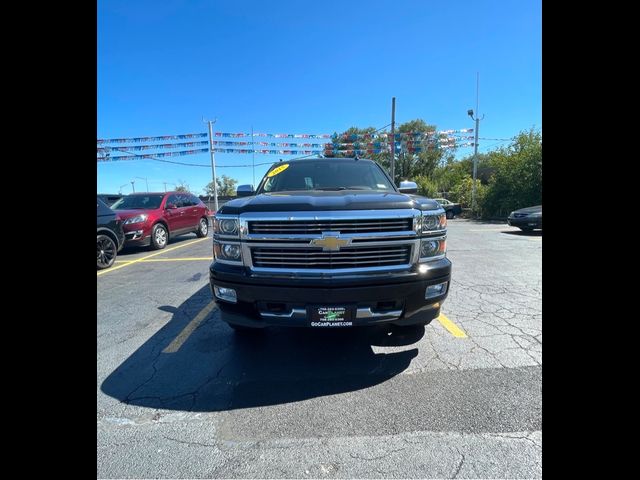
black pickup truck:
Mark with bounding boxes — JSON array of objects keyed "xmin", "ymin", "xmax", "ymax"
[{"xmin": 209, "ymin": 157, "xmax": 451, "ymax": 332}]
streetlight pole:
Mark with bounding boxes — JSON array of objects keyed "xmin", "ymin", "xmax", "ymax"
[
  {"xmin": 390, "ymin": 97, "xmax": 396, "ymax": 184},
  {"xmin": 130, "ymin": 180, "xmax": 135, "ymax": 193},
  {"xmin": 468, "ymin": 73, "xmax": 484, "ymax": 214},
  {"xmin": 204, "ymin": 118, "xmax": 219, "ymax": 212},
  {"xmin": 135, "ymin": 176, "xmax": 148, "ymax": 192}
]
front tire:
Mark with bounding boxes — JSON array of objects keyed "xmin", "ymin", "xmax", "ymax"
[
  {"xmin": 97, "ymin": 234, "xmax": 117, "ymax": 270},
  {"xmin": 150, "ymin": 224, "xmax": 169, "ymax": 250},
  {"xmin": 195, "ymin": 218, "xmax": 209, "ymax": 238},
  {"xmin": 445, "ymin": 210, "xmax": 454, "ymax": 219}
]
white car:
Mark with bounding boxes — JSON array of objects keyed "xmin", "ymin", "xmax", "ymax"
[{"xmin": 433, "ymin": 198, "xmax": 462, "ymax": 219}]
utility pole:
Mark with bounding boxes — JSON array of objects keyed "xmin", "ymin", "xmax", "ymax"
[
  {"xmin": 130, "ymin": 180, "xmax": 135, "ymax": 193},
  {"xmin": 205, "ymin": 118, "xmax": 219, "ymax": 212},
  {"xmin": 163, "ymin": 182, "xmax": 167, "ymax": 192},
  {"xmin": 468, "ymin": 73, "xmax": 484, "ymax": 215},
  {"xmin": 251, "ymin": 125, "xmax": 255, "ymax": 187},
  {"xmin": 390, "ymin": 97, "xmax": 396, "ymax": 184}
]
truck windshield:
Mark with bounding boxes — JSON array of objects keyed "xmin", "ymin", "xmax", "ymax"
[{"xmin": 257, "ymin": 160, "xmax": 395, "ymax": 193}]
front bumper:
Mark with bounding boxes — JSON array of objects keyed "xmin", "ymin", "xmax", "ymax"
[
  {"xmin": 507, "ymin": 216, "xmax": 542, "ymax": 228},
  {"xmin": 123, "ymin": 225, "xmax": 152, "ymax": 246},
  {"xmin": 209, "ymin": 258, "xmax": 451, "ymax": 328}
]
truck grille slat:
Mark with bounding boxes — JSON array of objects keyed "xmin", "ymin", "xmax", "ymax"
[
  {"xmin": 249, "ymin": 218, "xmax": 413, "ymax": 235},
  {"xmin": 251, "ymin": 246, "xmax": 412, "ymax": 269}
]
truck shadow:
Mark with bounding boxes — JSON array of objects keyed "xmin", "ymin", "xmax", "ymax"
[{"xmin": 100, "ymin": 285, "xmax": 423, "ymax": 412}]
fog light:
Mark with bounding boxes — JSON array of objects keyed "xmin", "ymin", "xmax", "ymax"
[
  {"xmin": 425, "ymin": 282, "xmax": 448, "ymax": 299},
  {"xmin": 214, "ymin": 285, "xmax": 237, "ymax": 303}
]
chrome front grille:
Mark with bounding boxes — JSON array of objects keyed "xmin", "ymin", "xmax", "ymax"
[
  {"xmin": 251, "ymin": 245, "xmax": 412, "ymax": 269},
  {"xmin": 248, "ymin": 218, "xmax": 413, "ymax": 235}
]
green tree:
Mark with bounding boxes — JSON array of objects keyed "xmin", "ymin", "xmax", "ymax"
[
  {"xmin": 414, "ymin": 175, "xmax": 439, "ymax": 198},
  {"xmin": 175, "ymin": 180, "xmax": 189, "ymax": 192},
  {"xmin": 481, "ymin": 128, "xmax": 542, "ymax": 217},
  {"xmin": 205, "ymin": 175, "xmax": 238, "ymax": 197},
  {"xmin": 451, "ymin": 175, "xmax": 487, "ymax": 211}
]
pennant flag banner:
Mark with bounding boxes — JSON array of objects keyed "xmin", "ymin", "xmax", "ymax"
[
  {"xmin": 213, "ymin": 141, "xmax": 328, "ymax": 148},
  {"xmin": 97, "ymin": 133, "xmax": 208, "ymax": 145},
  {"xmin": 322, "ymin": 149, "xmax": 389, "ymax": 155},
  {"xmin": 213, "ymin": 148, "xmax": 318, "ymax": 155},
  {"xmin": 99, "ymin": 148, "xmax": 210, "ymax": 162},
  {"xmin": 331, "ymin": 129, "xmax": 473, "ymax": 141},
  {"xmin": 99, "ymin": 141, "xmax": 210, "ymax": 152},
  {"xmin": 330, "ymin": 141, "xmax": 395, "ymax": 148},
  {"xmin": 214, "ymin": 132, "xmax": 332, "ymax": 139}
]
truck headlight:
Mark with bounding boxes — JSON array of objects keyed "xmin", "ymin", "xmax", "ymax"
[
  {"xmin": 417, "ymin": 212, "xmax": 446, "ymax": 233},
  {"xmin": 420, "ymin": 238, "xmax": 446, "ymax": 261},
  {"xmin": 214, "ymin": 216, "xmax": 240, "ymax": 235}
]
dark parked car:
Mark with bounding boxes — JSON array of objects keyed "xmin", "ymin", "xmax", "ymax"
[
  {"xmin": 433, "ymin": 198, "xmax": 462, "ymax": 219},
  {"xmin": 97, "ymin": 193, "xmax": 124, "ymax": 207},
  {"xmin": 97, "ymin": 198, "xmax": 125, "ymax": 269},
  {"xmin": 111, "ymin": 192, "xmax": 210, "ymax": 250},
  {"xmin": 507, "ymin": 205, "xmax": 542, "ymax": 231}
]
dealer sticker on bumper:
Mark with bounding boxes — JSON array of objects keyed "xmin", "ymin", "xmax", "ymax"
[{"xmin": 309, "ymin": 306, "xmax": 354, "ymax": 327}]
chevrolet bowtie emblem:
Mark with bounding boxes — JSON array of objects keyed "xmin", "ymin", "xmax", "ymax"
[{"xmin": 310, "ymin": 233, "xmax": 351, "ymax": 251}]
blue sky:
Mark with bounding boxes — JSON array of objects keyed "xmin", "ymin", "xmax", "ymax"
[{"xmin": 98, "ymin": 0, "xmax": 541, "ymax": 195}]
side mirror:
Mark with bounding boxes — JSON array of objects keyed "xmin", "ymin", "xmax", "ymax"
[
  {"xmin": 236, "ymin": 184, "xmax": 255, "ymax": 197},
  {"xmin": 166, "ymin": 203, "xmax": 178, "ymax": 210},
  {"xmin": 398, "ymin": 180, "xmax": 418, "ymax": 194}
]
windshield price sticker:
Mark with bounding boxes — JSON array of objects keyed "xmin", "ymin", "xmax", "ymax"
[{"xmin": 267, "ymin": 164, "xmax": 289, "ymax": 177}]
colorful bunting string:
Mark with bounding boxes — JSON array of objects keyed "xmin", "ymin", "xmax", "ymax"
[
  {"xmin": 213, "ymin": 141, "xmax": 328, "ymax": 148},
  {"xmin": 98, "ymin": 141, "xmax": 210, "ymax": 152},
  {"xmin": 214, "ymin": 132, "xmax": 332, "ymax": 139},
  {"xmin": 99, "ymin": 148, "xmax": 210, "ymax": 161},
  {"xmin": 97, "ymin": 133, "xmax": 208, "ymax": 145}
]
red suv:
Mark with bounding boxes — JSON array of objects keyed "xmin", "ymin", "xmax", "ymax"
[{"xmin": 111, "ymin": 192, "xmax": 210, "ymax": 250}]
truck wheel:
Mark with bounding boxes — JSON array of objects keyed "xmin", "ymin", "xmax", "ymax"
[{"xmin": 446, "ymin": 210, "xmax": 454, "ymax": 219}]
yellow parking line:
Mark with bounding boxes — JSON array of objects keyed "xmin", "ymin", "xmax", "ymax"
[
  {"xmin": 437, "ymin": 313, "xmax": 468, "ymax": 338},
  {"xmin": 97, "ymin": 238, "xmax": 209, "ymax": 276},
  {"xmin": 163, "ymin": 301, "xmax": 216, "ymax": 353}
]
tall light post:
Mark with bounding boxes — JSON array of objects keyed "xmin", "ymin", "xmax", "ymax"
[
  {"xmin": 130, "ymin": 180, "xmax": 135, "ymax": 193},
  {"xmin": 203, "ymin": 117, "xmax": 219, "ymax": 212},
  {"xmin": 135, "ymin": 176, "xmax": 149, "ymax": 192},
  {"xmin": 118, "ymin": 184, "xmax": 129, "ymax": 194},
  {"xmin": 468, "ymin": 73, "xmax": 484, "ymax": 214}
]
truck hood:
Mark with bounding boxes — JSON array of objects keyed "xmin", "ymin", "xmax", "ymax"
[{"xmin": 219, "ymin": 191, "xmax": 441, "ymax": 214}]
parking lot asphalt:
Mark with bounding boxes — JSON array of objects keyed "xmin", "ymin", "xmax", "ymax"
[{"xmin": 97, "ymin": 219, "xmax": 542, "ymax": 479}]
